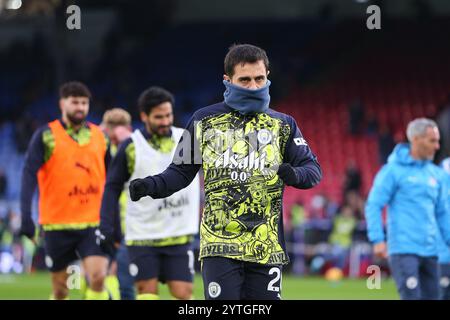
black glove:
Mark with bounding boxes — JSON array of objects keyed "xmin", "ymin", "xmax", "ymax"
[
  {"xmin": 20, "ymin": 216, "xmax": 36, "ymax": 241},
  {"xmin": 277, "ymin": 163, "xmax": 299, "ymax": 186},
  {"xmin": 129, "ymin": 178, "xmax": 152, "ymax": 201},
  {"xmin": 95, "ymin": 228, "xmax": 117, "ymax": 257}
]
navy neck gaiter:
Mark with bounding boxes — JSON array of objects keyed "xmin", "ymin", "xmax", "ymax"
[{"xmin": 223, "ymin": 80, "xmax": 271, "ymax": 115}]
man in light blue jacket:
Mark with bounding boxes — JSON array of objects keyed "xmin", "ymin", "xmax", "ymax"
[
  {"xmin": 438, "ymin": 157, "xmax": 450, "ymax": 299},
  {"xmin": 365, "ymin": 118, "xmax": 450, "ymax": 300}
]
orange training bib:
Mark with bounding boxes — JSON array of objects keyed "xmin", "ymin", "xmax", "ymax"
[{"xmin": 37, "ymin": 120, "xmax": 106, "ymax": 225}]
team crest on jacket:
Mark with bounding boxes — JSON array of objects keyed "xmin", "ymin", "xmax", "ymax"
[{"xmin": 257, "ymin": 129, "xmax": 272, "ymax": 144}]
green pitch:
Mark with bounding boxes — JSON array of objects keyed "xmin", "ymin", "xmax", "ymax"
[{"xmin": 0, "ymin": 272, "xmax": 399, "ymax": 300}]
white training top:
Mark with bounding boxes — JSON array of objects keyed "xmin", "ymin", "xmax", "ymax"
[{"xmin": 125, "ymin": 128, "xmax": 200, "ymax": 241}]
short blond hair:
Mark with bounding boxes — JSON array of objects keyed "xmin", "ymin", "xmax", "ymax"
[{"xmin": 101, "ymin": 108, "xmax": 131, "ymax": 128}]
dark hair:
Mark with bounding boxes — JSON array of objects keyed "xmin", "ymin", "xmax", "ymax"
[
  {"xmin": 224, "ymin": 44, "xmax": 269, "ymax": 77},
  {"xmin": 138, "ymin": 86, "xmax": 175, "ymax": 114},
  {"xmin": 59, "ymin": 81, "xmax": 91, "ymax": 99}
]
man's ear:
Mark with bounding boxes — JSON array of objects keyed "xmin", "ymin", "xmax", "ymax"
[
  {"xmin": 140, "ymin": 111, "xmax": 148, "ymax": 122},
  {"xmin": 267, "ymin": 70, "xmax": 270, "ymax": 77},
  {"xmin": 223, "ymin": 74, "xmax": 231, "ymax": 82},
  {"xmin": 59, "ymin": 98, "xmax": 64, "ymax": 113}
]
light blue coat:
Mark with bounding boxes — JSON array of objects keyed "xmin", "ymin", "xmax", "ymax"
[
  {"xmin": 365, "ymin": 143, "xmax": 450, "ymax": 257},
  {"xmin": 438, "ymin": 157, "xmax": 450, "ymax": 263}
]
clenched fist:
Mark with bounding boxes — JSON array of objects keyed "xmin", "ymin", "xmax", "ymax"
[{"xmin": 129, "ymin": 178, "xmax": 151, "ymax": 201}]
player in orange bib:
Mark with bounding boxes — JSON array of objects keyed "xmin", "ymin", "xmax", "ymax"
[{"xmin": 20, "ymin": 81, "xmax": 111, "ymax": 300}]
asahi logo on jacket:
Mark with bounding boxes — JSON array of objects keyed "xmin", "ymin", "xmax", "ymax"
[
  {"xmin": 214, "ymin": 148, "xmax": 266, "ymax": 171},
  {"xmin": 157, "ymin": 195, "xmax": 190, "ymax": 211}
]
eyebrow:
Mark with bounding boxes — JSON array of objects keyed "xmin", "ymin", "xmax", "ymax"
[
  {"xmin": 238, "ymin": 75, "xmax": 266, "ymax": 81},
  {"xmin": 154, "ymin": 112, "xmax": 172, "ymax": 118}
]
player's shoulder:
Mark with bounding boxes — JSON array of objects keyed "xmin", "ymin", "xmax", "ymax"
[
  {"xmin": 266, "ymin": 108, "xmax": 295, "ymax": 123},
  {"xmin": 192, "ymin": 102, "xmax": 231, "ymax": 121},
  {"xmin": 169, "ymin": 126, "xmax": 187, "ymax": 141},
  {"xmin": 31, "ymin": 123, "xmax": 51, "ymax": 140},
  {"xmin": 373, "ymin": 161, "xmax": 402, "ymax": 184},
  {"xmin": 378, "ymin": 162, "xmax": 396, "ymax": 174},
  {"xmin": 122, "ymin": 136, "xmax": 134, "ymax": 149},
  {"xmin": 171, "ymin": 126, "xmax": 185, "ymax": 134},
  {"xmin": 116, "ymin": 136, "xmax": 134, "ymax": 156},
  {"xmin": 35, "ymin": 122, "xmax": 51, "ymax": 133},
  {"xmin": 22, "ymin": 123, "xmax": 52, "ymax": 152},
  {"xmin": 266, "ymin": 108, "xmax": 297, "ymax": 126}
]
